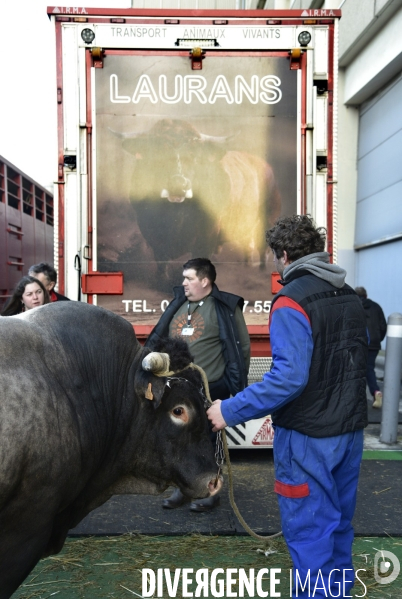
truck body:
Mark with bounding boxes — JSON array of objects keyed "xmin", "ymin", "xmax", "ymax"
[
  {"xmin": 48, "ymin": 5, "xmax": 340, "ymax": 448},
  {"xmin": 0, "ymin": 155, "xmax": 54, "ymax": 310}
]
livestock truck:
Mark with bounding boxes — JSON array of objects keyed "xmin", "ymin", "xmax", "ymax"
[{"xmin": 48, "ymin": 5, "xmax": 340, "ymax": 448}]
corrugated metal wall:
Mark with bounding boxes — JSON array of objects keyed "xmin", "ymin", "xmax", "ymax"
[
  {"xmin": 355, "ymin": 73, "xmax": 402, "ymax": 323},
  {"xmin": 0, "ymin": 156, "xmax": 54, "ymax": 308}
]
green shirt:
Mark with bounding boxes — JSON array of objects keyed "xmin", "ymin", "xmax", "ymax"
[{"xmin": 169, "ymin": 296, "xmax": 250, "ymax": 384}]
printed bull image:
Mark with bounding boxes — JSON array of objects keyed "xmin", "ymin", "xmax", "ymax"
[
  {"xmin": 101, "ymin": 119, "xmax": 280, "ymax": 290},
  {"xmin": 98, "ymin": 118, "xmax": 281, "ymax": 291},
  {"xmin": 123, "ymin": 119, "xmax": 280, "ymax": 278},
  {"xmin": 0, "ymin": 303, "xmax": 222, "ymax": 598},
  {"xmin": 95, "ymin": 54, "xmax": 297, "ymax": 320}
]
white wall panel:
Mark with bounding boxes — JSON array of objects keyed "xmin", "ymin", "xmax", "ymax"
[
  {"xmin": 356, "ymin": 128, "xmax": 402, "ymax": 204},
  {"xmin": 358, "ymin": 76, "xmax": 402, "ymax": 158},
  {"xmin": 343, "ymin": 7, "xmax": 402, "ymax": 105},
  {"xmin": 355, "ymin": 180, "xmax": 402, "ymax": 247}
]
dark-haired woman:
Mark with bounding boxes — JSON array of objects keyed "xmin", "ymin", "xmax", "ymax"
[{"xmin": 1, "ymin": 276, "xmax": 50, "ymax": 316}]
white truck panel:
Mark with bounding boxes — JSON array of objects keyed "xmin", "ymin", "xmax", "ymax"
[
  {"xmin": 62, "ymin": 27, "xmax": 79, "ymax": 153},
  {"xmin": 315, "ymin": 171, "xmax": 328, "ymax": 232},
  {"xmin": 64, "ymin": 172, "xmax": 80, "ymax": 299},
  {"xmin": 313, "ymin": 27, "xmax": 329, "ymax": 79},
  {"xmin": 315, "ymin": 94, "xmax": 328, "ymax": 155},
  {"xmin": 75, "ymin": 23, "xmax": 313, "ymax": 51}
]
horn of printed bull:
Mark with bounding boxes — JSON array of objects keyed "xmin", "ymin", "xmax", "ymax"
[
  {"xmin": 142, "ymin": 352, "xmax": 173, "ymax": 376},
  {"xmin": 108, "ymin": 127, "xmax": 143, "ymax": 139},
  {"xmin": 198, "ymin": 132, "xmax": 229, "ymax": 143}
]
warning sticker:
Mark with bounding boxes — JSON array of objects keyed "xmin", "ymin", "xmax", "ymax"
[{"xmin": 252, "ymin": 416, "xmax": 274, "ymax": 445}]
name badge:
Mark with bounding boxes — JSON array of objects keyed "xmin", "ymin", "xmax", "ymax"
[{"xmin": 181, "ymin": 327, "xmax": 194, "ymax": 336}]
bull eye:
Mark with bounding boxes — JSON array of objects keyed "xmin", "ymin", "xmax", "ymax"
[{"xmin": 169, "ymin": 404, "xmax": 190, "ymax": 425}]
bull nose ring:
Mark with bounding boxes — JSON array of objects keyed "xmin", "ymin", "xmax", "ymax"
[{"xmin": 213, "ymin": 466, "xmax": 221, "ymax": 488}]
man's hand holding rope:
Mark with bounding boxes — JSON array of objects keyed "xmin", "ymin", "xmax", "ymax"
[{"xmin": 207, "ymin": 400, "xmax": 228, "ymax": 432}]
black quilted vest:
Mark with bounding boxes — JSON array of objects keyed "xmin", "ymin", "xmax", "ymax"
[{"xmin": 271, "ymin": 270, "xmax": 368, "ymax": 437}]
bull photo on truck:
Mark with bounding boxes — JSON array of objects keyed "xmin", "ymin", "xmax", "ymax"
[{"xmin": 95, "ymin": 54, "xmax": 298, "ymax": 325}]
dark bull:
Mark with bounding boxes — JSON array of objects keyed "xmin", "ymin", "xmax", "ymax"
[
  {"xmin": 107, "ymin": 119, "xmax": 281, "ymax": 287},
  {"xmin": 0, "ymin": 302, "xmax": 221, "ymax": 598}
]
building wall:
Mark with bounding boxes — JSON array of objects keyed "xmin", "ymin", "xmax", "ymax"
[
  {"xmin": 354, "ymin": 74, "xmax": 402, "ymax": 321},
  {"xmin": 337, "ymin": 0, "xmax": 402, "ymax": 323}
]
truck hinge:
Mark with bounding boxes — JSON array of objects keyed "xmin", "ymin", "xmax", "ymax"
[
  {"xmin": 189, "ymin": 47, "xmax": 205, "ymax": 70},
  {"xmin": 91, "ymin": 47, "xmax": 104, "ymax": 68},
  {"xmin": 288, "ymin": 48, "xmax": 303, "ymax": 70},
  {"xmin": 57, "ymin": 88, "xmax": 62, "ymax": 104},
  {"xmin": 58, "ymin": 164, "xmax": 64, "ymax": 180}
]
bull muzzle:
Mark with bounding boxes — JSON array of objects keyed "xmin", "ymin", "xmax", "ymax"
[{"xmin": 161, "ymin": 174, "xmax": 193, "ymax": 203}]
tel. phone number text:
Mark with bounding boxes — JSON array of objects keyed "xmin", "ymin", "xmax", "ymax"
[{"xmin": 121, "ymin": 300, "xmax": 271, "ymax": 314}]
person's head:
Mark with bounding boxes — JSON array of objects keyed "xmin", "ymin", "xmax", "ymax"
[
  {"xmin": 182, "ymin": 258, "xmax": 216, "ymax": 302},
  {"xmin": 1, "ymin": 276, "xmax": 50, "ymax": 316},
  {"xmin": 355, "ymin": 287, "xmax": 367, "ymax": 299},
  {"xmin": 28, "ymin": 262, "xmax": 57, "ymax": 293},
  {"xmin": 266, "ymin": 214, "xmax": 327, "ymax": 276}
]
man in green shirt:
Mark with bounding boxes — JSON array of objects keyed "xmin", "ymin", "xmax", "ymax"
[{"xmin": 146, "ymin": 258, "xmax": 250, "ymax": 511}]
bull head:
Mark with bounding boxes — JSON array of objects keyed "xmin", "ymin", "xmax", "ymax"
[
  {"xmin": 109, "ymin": 119, "xmax": 229, "ymax": 203},
  {"xmin": 136, "ymin": 338, "xmax": 197, "ymax": 408}
]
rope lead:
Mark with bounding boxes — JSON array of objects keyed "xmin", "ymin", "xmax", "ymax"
[{"xmin": 189, "ymin": 363, "xmax": 282, "ymax": 544}]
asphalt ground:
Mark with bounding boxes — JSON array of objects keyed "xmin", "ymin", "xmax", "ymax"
[
  {"xmin": 70, "ymin": 453, "xmax": 402, "ymax": 538},
  {"xmin": 70, "ymin": 398, "xmax": 402, "ymax": 539}
]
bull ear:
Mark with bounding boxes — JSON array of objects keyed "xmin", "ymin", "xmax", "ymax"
[{"xmin": 134, "ymin": 370, "xmax": 167, "ymax": 409}]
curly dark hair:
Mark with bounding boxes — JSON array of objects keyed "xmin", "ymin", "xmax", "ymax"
[
  {"xmin": 266, "ymin": 214, "xmax": 326, "ymax": 262},
  {"xmin": 147, "ymin": 336, "xmax": 194, "ymax": 373}
]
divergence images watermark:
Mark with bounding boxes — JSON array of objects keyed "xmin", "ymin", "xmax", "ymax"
[
  {"xmin": 140, "ymin": 553, "xmax": 400, "ymax": 597},
  {"xmin": 374, "ymin": 550, "xmax": 400, "ymax": 585}
]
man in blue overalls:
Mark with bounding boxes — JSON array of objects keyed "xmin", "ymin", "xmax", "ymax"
[{"xmin": 208, "ymin": 215, "xmax": 368, "ymax": 598}]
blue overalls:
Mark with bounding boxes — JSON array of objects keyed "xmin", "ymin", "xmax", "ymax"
[{"xmin": 221, "ymin": 298, "xmax": 364, "ymax": 598}]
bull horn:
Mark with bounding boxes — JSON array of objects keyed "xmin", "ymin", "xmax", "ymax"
[
  {"xmin": 142, "ymin": 352, "xmax": 171, "ymax": 375},
  {"xmin": 198, "ymin": 132, "xmax": 228, "ymax": 143},
  {"xmin": 108, "ymin": 127, "xmax": 145, "ymax": 139}
]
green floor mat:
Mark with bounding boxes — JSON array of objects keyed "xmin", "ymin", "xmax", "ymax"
[{"xmin": 12, "ymin": 534, "xmax": 402, "ymax": 599}]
